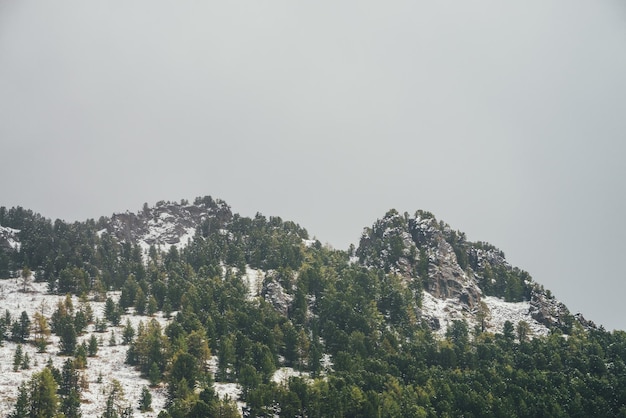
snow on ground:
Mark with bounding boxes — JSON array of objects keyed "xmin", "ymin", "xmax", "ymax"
[
  {"xmin": 207, "ymin": 357, "xmax": 313, "ymax": 415},
  {"xmin": 138, "ymin": 226, "xmax": 197, "ymax": 258},
  {"xmin": 0, "ymin": 278, "xmax": 171, "ymax": 417},
  {"xmin": 421, "ymin": 291, "xmax": 470, "ymax": 337},
  {"xmin": 213, "ymin": 382, "xmax": 244, "ymax": 412},
  {"xmin": 207, "ymin": 356, "xmax": 245, "ymax": 414},
  {"xmin": 241, "ymin": 267, "xmax": 265, "ymax": 300},
  {"xmin": 482, "ymin": 296, "xmax": 549, "ymax": 338},
  {"xmin": 421, "ymin": 291, "xmax": 549, "ymax": 338},
  {"xmin": 271, "ymin": 367, "xmax": 308, "ymax": 385},
  {"xmin": 137, "ymin": 213, "xmax": 197, "ymax": 259}
]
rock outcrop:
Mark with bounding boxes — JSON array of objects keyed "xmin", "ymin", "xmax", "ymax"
[
  {"xmin": 106, "ymin": 197, "xmax": 232, "ymax": 248},
  {"xmin": 356, "ymin": 209, "xmax": 586, "ymax": 336},
  {"xmin": 0, "ymin": 226, "xmax": 20, "ymax": 252}
]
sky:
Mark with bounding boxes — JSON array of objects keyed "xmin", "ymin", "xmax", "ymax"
[{"xmin": 1, "ymin": 1, "xmax": 625, "ymax": 330}]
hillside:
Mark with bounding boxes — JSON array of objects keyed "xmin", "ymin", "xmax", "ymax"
[{"xmin": 0, "ymin": 197, "xmax": 623, "ymax": 418}]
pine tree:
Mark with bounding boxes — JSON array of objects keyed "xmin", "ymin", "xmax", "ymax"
[
  {"xmin": 9, "ymin": 382, "xmax": 28, "ymax": 418},
  {"xmin": 516, "ymin": 320, "xmax": 531, "ymax": 343},
  {"xmin": 0, "ymin": 314, "xmax": 7, "ymax": 345},
  {"xmin": 122, "ymin": 320, "xmax": 135, "ymax": 345},
  {"xmin": 147, "ymin": 296, "xmax": 158, "ymax": 317},
  {"xmin": 88, "ymin": 334, "xmax": 99, "ymax": 356},
  {"xmin": 13, "ymin": 344, "xmax": 23, "ymax": 372},
  {"xmin": 20, "ymin": 352, "xmax": 30, "ymax": 370},
  {"xmin": 138, "ymin": 386, "xmax": 152, "ymax": 412},
  {"xmin": 135, "ymin": 287, "xmax": 146, "ymax": 315},
  {"xmin": 105, "ymin": 297, "xmax": 117, "ymax": 323},
  {"xmin": 74, "ymin": 310, "xmax": 88, "ymax": 334},
  {"xmin": 13, "ymin": 311, "xmax": 31, "ymax": 343},
  {"xmin": 58, "ymin": 317, "xmax": 77, "ymax": 355},
  {"xmin": 28, "ymin": 368, "xmax": 59, "ymax": 418},
  {"xmin": 92, "ymin": 276, "xmax": 107, "ymax": 302},
  {"xmin": 60, "ymin": 358, "xmax": 82, "ymax": 418},
  {"xmin": 95, "ymin": 317, "xmax": 107, "ymax": 333},
  {"xmin": 163, "ymin": 299, "xmax": 172, "ymax": 320},
  {"xmin": 75, "ymin": 343, "xmax": 88, "ymax": 369},
  {"xmin": 148, "ymin": 362, "xmax": 161, "ymax": 387},
  {"xmin": 20, "ymin": 266, "xmax": 32, "ymax": 292}
]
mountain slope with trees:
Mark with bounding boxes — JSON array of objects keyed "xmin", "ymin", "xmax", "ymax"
[{"xmin": 0, "ymin": 197, "xmax": 623, "ymax": 417}]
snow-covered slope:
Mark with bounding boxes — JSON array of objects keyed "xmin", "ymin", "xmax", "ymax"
[
  {"xmin": 420, "ymin": 291, "xmax": 550, "ymax": 338},
  {"xmin": 0, "ymin": 279, "xmax": 170, "ymax": 417}
]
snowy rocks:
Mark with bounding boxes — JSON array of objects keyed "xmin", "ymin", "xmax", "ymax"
[
  {"xmin": 262, "ymin": 279, "xmax": 293, "ymax": 316},
  {"xmin": 357, "ymin": 210, "xmax": 563, "ymax": 337},
  {"xmin": 425, "ymin": 237, "xmax": 482, "ymax": 310},
  {"xmin": 357, "ymin": 210, "xmax": 483, "ymax": 311},
  {"xmin": 529, "ymin": 288, "xmax": 572, "ymax": 330},
  {"xmin": 574, "ymin": 312, "xmax": 598, "ymax": 331},
  {"xmin": 106, "ymin": 197, "xmax": 232, "ymax": 250},
  {"xmin": 0, "ymin": 226, "xmax": 20, "ymax": 252}
]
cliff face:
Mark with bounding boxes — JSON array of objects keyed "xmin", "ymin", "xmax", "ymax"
[
  {"xmin": 356, "ymin": 210, "xmax": 483, "ymax": 310},
  {"xmin": 411, "ymin": 215, "xmax": 482, "ymax": 310},
  {"xmin": 356, "ymin": 209, "xmax": 589, "ymax": 335}
]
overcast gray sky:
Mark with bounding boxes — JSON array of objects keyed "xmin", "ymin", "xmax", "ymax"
[{"xmin": 1, "ymin": 1, "xmax": 625, "ymax": 330}]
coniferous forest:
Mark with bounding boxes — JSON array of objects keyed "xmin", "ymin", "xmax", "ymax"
[{"xmin": 1, "ymin": 198, "xmax": 626, "ymax": 417}]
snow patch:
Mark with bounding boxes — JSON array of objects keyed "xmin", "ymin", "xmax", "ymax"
[
  {"xmin": 271, "ymin": 367, "xmax": 308, "ymax": 385},
  {"xmin": 241, "ymin": 267, "xmax": 264, "ymax": 300},
  {"xmin": 483, "ymin": 296, "xmax": 549, "ymax": 338},
  {"xmin": 421, "ymin": 291, "xmax": 550, "ymax": 338},
  {"xmin": 0, "ymin": 226, "xmax": 21, "ymax": 251}
]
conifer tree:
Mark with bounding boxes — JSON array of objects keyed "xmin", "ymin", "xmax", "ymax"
[
  {"xmin": 21, "ymin": 352, "xmax": 30, "ymax": 370},
  {"xmin": 148, "ymin": 362, "xmax": 161, "ymax": 387},
  {"xmin": 20, "ymin": 266, "xmax": 32, "ymax": 292},
  {"xmin": 88, "ymin": 334, "xmax": 99, "ymax": 356},
  {"xmin": 11, "ymin": 311, "xmax": 31, "ymax": 343},
  {"xmin": 28, "ymin": 368, "xmax": 59, "ymax": 418},
  {"xmin": 58, "ymin": 317, "xmax": 77, "ymax": 355},
  {"xmin": 9, "ymin": 382, "xmax": 28, "ymax": 418},
  {"xmin": 75, "ymin": 343, "xmax": 88, "ymax": 369},
  {"xmin": 122, "ymin": 319, "xmax": 135, "ymax": 345},
  {"xmin": 13, "ymin": 344, "xmax": 23, "ymax": 372},
  {"xmin": 32, "ymin": 311, "xmax": 50, "ymax": 352},
  {"xmin": 139, "ymin": 386, "xmax": 152, "ymax": 412},
  {"xmin": 60, "ymin": 358, "xmax": 82, "ymax": 418},
  {"xmin": 0, "ymin": 314, "xmax": 8, "ymax": 344}
]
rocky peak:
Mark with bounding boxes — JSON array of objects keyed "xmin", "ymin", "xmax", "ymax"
[
  {"xmin": 357, "ymin": 210, "xmax": 483, "ymax": 311},
  {"xmin": 105, "ymin": 196, "xmax": 232, "ymax": 249},
  {"xmin": 356, "ymin": 209, "xmax": 588, "ymax": 336},
  {"xmin": 410, "ymin": 213, "xmax": 482, "ymax": 309}
]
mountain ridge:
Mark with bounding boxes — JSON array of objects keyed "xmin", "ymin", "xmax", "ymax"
[
  {"xmin": 0, "ymin": 197, "xmax": 594, "ymax": 336},
  {"xmin": 1, "ymin": 195, "xmax": 614, "ymax": 417}
]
